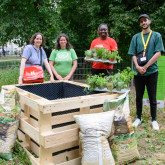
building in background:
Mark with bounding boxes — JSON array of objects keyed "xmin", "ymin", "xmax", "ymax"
[{"xmin": 0, "ymin": 41, "xmax": 23, "ymax": 56}]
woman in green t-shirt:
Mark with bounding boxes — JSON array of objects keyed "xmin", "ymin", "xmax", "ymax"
[{"xmin": 49, "ymin": 33, "xmax": 78, "ymax": 80}]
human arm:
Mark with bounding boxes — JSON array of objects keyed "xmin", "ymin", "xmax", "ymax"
[
  {"xmin": 143, "ymin": 51, "xmax": 161, "ymax": 71},
  {"xmin": 49, "ymin": 60, "xmax": 64, "ymax": 80},
  {"xmin": 132, "ymin": 55, "xmax": 146, "ymax": 74},
  {"xmin": 43, "ymin": 59, "xmax": 55, "ymax": 82},
  {"xmin": 18, "ymin": 58, "xmax": 27, "ymax": 84},
  {"xmin": 63, "ymin": 60, "xmax": 77, "ymax": 80}
]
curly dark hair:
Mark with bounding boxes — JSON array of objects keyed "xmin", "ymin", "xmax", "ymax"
[
  {"xmin": 55, "ymin": 33, "xmax": 73, "ymax": 50},
  {"xmin": 30, "ymin": 32, "xmax": 46, "ymax": 47},
  {"xmin": 97, "ymin": 23, "xmax": 109, "ymax": 36}
]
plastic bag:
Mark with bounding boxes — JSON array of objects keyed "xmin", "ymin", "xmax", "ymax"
[{"xmin": 0, "ymin": 89, "xmax": 21, "ymax": 160}]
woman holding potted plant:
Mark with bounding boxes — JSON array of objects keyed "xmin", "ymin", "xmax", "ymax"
[{"xmin": 89, "ymin": 23, "xmax": 118, "ymax": 76}]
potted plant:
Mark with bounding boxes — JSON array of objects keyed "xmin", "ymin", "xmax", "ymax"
[
  {"xmin": 101, "ymin": 49, "xmax": 109, "ymax": 61},
  {"xmin": 112, "ymin": 67, "xmax": 136, "ymax": 91},
  {"xmin": 106, "ymin": 76, "xmax": 114, "ymax": 91},
  {"xmin": 108, "ymin": 51, "xmax": 116, "ymax": 62},
  {"xmin": 85, "ymin": 74, "xmax": 98, "ymax": 92},
  {"xmin": 85, "ymin": 50, "xmax": 92, "ymax": 59},
  {"xmin": 109, "ymin": 50, "xmax": 122, "ymax": 62},
  {"xmin": 96, "ymin": 76, "xmax": 108, "ymax": 89}
]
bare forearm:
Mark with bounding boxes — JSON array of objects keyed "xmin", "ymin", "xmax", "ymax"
[
  {"xmin": 68, "ymin": 60, "xmax": 77, "ymax": 77},
  {"xmin": 144, "ymin": 51, "xmax": 161, "ymax": 70},
  {"xmin": 44, "ymin": 60, "xmax": 53, "ymax": 77},
  {"xmin": 19, "ymin": 58, "xmax": 26, "ymax": 78},
  {"xmin": 49, "ymin": 61, "xmax": 59, "ymax": 77}
]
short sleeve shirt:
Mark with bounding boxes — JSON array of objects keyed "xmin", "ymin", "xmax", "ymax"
[
  {"xmin": 128, "ymin": 31, "xmax": 164, "ymax": 76},
  {"xmin": 22, "ymin": 45, "xmax": 47, "ymax": 68},
  {"xmin": 49, "ymin": 48, "xmax": 78, "ymax": 77},
  {"xmin": 90, "ymin": 37, "xmax": 118, "ymax": 69}
]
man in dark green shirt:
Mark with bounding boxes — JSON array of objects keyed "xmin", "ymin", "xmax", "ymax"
[{"xmin": 128, "ymin": 14, "xmax": 164, "ymax": 130}]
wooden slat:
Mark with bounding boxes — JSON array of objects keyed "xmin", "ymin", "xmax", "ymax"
[
  {"xmin": 40, "ymin": 127, "xmax": 79, "ymax": 149},
  {"xmin": 52, "ymin": 112, "xmax": 79, "ymax": 125},
  {"xmin": 90, "ymin": 107, "xmax": 103, "ymax": 113},
  {"xmin": 19, "ymin": 117, "xmax": 39, "ymax": 143},
  {"xmin": 41, "ymin": 93, "xmax": 120, "ymax": 114},
  {"xmin": 52, "ymin": 149, "xmax": 80, "ymax": 164},
  {"xmin": 58, "ymin": 157, "xmax": 81, "ymax": 165},
  {"xmin": 2, "ymin": 84, "xmax": 16, "ymax": 91},
  {"xmin": 53, "ymin": 124, "xmax": 78, "ymax": 133}
]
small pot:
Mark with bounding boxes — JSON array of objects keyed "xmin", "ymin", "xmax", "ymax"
[
  {"xmin": 93, "ymin": 56, "xmax": 99, "ymax": 60},
  {"xmin": 101, "ymin": 57, "xmax": 107, "ymax": 61},
  {"xmin": 109, "ymin": 58, "xmax": 115, "ymax": 62},
  {"xmin": 107, "ymin": 82, "xmax": 113, "ymax": 91},
  {"xmin": 86, "ymin": 55, "xmax": 92, "ymax": 59}
]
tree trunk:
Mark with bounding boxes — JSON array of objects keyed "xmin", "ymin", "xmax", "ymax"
[{"xmin": 2, "ymin": 45, "xmax": 5, "ymax": 56}]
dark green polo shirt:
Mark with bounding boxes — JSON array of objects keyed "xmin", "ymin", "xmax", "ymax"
[{"xmin": 128, "ymin": 31, "xmax": 164, "ymax": 76}]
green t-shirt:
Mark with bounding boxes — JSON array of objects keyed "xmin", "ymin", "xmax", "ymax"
[
  {"xmin": 49, "ymin": 49, "xmax": 78, "ymax": 77},
  {"xmin": 128, "ymin": 31, "xmax": 164, "ymax": 76}
]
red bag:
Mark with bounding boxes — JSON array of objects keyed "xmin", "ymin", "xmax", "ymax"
[{"xmin": 22, "ymin": 65, "xmax": 44, "ymax": 83}]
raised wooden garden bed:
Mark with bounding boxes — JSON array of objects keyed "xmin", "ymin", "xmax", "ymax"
[{"xmin": 2, "ymin": 81, "xmax": 120, "ymax": 165}]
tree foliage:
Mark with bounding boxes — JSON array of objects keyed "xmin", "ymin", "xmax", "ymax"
[{"xmin": 0, "ymin": 0, "xmax": 165, "ymax": 59}]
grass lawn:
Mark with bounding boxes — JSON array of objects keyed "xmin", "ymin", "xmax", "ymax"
[
  {"xmin": 0, "ymin": 55, "xmax": 21, "ymax": 61},
  {"xmin": 129, "ymin": 86, "xmax": 165, "ymax": 165},
  {"xmin": 0, "ymin": 86, "xmax": 165, "ymax": 165}
]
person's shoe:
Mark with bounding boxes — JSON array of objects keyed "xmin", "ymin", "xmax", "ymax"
[
  {"xmin": 152, "ymin": 121, "xmax": 159, "ymax": 130},
  {"xmin": 132, "ymin": 118, "xmax": 142, "ymax": 128}
]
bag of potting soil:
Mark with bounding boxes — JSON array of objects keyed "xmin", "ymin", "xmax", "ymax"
[
  {"xmin": 74, "ymin": 111, "xmax": 116, "ymax": 165},
  {"xmin": 110, "ymin": 133, "xmax": 140, "ymax": 164},
  {"xmin": 103, "ymin": 90, "xmax": 134, "ymax": 135},
  {"xmin": 0, "ymin": 89, "xmax": 21, "ymax": 160}
]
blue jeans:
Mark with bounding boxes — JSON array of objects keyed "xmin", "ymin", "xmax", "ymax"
[{"xmin": 134, "ymin": 71, "xmax": 158, "ymax": 121}]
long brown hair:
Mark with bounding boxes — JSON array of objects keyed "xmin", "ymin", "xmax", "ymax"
[
  {"xmin": 30, "ymin": 32, "xmax": 46, "ymax": 47},
  {"xmin": 55, "ymin": 33, "xmax": 73, "ymax": 50}
]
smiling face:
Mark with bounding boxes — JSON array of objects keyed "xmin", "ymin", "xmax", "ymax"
[
  {"xmin": 34, "ymin": 35, "xmax": 42, "ymax": 48},
  {"xmin": 139, "ymin": 17, "xmax": 151, "ymax": 30},
  {"xmin": 99, "ymin": 24, "xmax": 108, "ymax": 40},
  {"xmin": 59, "ymin": 36, "xmax": 67, "ymax": 49}
]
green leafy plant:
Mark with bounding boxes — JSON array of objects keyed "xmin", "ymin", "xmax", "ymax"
[
  {"xmin": 112, "ymin": 67, "xmax": 136, "ymax": 91},
  {"xmin": 101, "ymin": 49, "xmax": 109, "ymax": 61},
  {"xmin": 96, "ymin": 75, "xmax": 108, "ymax": 89},
  {"xmin": 84, "ymin": 49, "xmax": 92, "ymax": 59},
  {"xmin": 109, "ymin": 50, "xmax": 122, "ymax": 62},
  {"xmin": 96, "ymin": 47, "xmax": 107, "ymax": 59}
]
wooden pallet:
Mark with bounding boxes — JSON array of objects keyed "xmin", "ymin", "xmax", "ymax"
[{"xmin": 2, "ymin": 81, "xmax": 120, "ymax": 165}]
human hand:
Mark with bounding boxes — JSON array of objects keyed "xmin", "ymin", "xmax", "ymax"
[
  {"xmin": 63, "ymin": 75, "xmax": 70, "ymax": 80},
  {"xmin": 56, "ymin": 75, "xmax": 64, "ymax": 80},
  {"xmin": 50, "ymin": 76, "xmax": 55, "ymax": 82},
  {"xmin": 136, "ymin": 65, "xmax": 146, "ymax": 74},
  {"xmin": 142, "ymin": 64, "xmax": 149, "ymax": 71}
]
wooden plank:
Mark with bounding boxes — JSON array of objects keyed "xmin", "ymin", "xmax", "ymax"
[
  {"xmin": 52, "ymin": 140, "xmax": 79, "ymax": 153},
  {"xmin": 19, "ymin": 117, "xmax": 39, "ymax": 143},
  {"xmin": 39, "ymin": 146, "xmax": 53, "ymax": 165},
  {"xmin": 40, "ymin": 127, "xmax": 79, "ymax": 149},
  {"xmin": 65, "ymin": 80, "xmax": 89, "ymax": 88},
  {"xmin": 52, "ymin": 112, "xmax": 79, "ymax": 125},
  {"xmin": 52, "ymin": 149, "xmax": 80, "ymax": 164},
  {"xmin": 53, "ymin": 124, "xmax": 78, "ymax": 133},
  {"xmin": 2, "ymin": 84, "xmax": 16, "ymax": 91},
  {"xmin": 41, "ymin": 93, "xmax": 120, "ymax": 114},
  {"xmin": 80, "ymin": 106, "xmax": 90, "ymax": 114},
  {"xmin": 58, "ymin": 157, "xmax": 81, "ymax": 165},
  {"xmin": 90, "ymin": 107, "xmax": 103, "ymax": 113}
]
